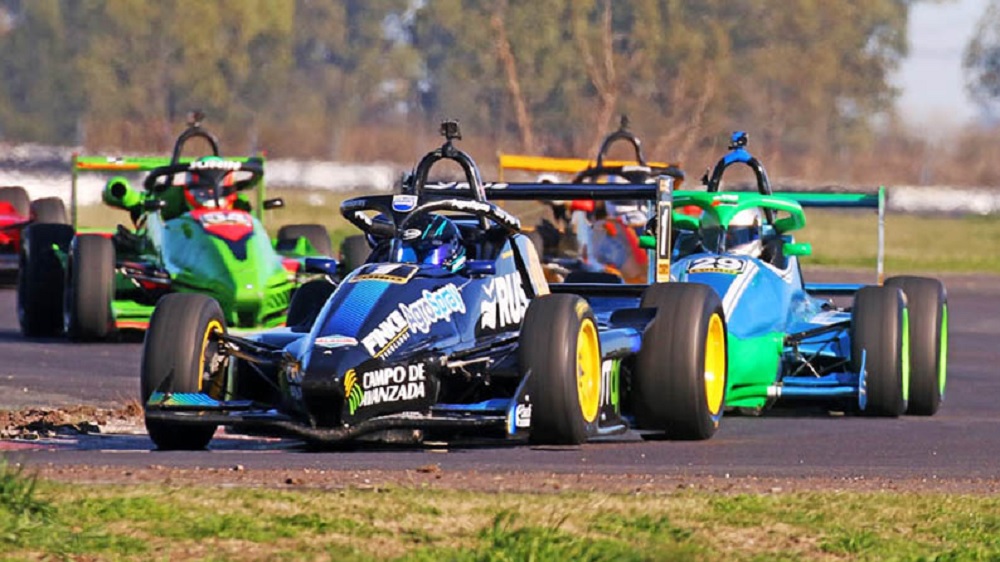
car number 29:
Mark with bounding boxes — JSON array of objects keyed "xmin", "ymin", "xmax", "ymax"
[{"xmin": 687, "ymin": 256, "xmax": 746, "ymax": 273}]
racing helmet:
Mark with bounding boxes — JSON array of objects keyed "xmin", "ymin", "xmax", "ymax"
[
  {"xmin": 726, "ymin": 207, "xmax": 763, "ymax": 256},
  {"xmin": 394, "ymin": 214, "xmax": 467, "ymax": 271},
  {"xmin": 183, "ymin": 156, "xmax": 235, "ymax": 209}
]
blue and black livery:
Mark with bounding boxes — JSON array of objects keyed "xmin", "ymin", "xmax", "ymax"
[{"xmin": 139, "ymin": 122, "xmax": 730, "ymax": 449}]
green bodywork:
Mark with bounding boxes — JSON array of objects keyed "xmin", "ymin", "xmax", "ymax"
[
  {"xmin": 723, "ymin": 332, "xmax": 784, "ymax": 409},
  {"xmin": 663, "ymin": 190, "xmax": 892, "ymax": 410},
  {"xmin": 69, "ymin": 155, "xmax": 321, "ymax": 330},
  {"xmin": 672, "ymin": 191, "xmax": 807, "ymax": 234}
]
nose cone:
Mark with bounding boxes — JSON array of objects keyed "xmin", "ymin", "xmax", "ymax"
[
  {"xmin": 299, "ymin": 341, "xmax": 372, "ymax": 426},
  {"xmin": 164, "ymin": 214, "xmax": 291, "ymax": 327}
]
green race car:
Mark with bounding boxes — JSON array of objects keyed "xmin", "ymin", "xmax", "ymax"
[{"xmin": 17, "ymin": 117, "xmax": 333, "ymax": 340}]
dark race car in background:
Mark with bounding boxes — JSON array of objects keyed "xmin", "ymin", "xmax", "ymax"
[{"xmin": 140, "ymin": 122, "xmax": 728, "ymax": 449}]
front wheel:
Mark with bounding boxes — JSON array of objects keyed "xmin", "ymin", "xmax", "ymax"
[
  {"xmin": 0, "ymin": 186, "xmax": 29, "ymax": 216},
  {"xmin": 278, "ymin": 224, "xmax": 332, "ymax": 257},
  {"xmin": 64, "ymin": 235, "xmax": 115, "ymax": 341},
  {"xmin": 18, "ymin": 223, "xmax": 74, "ymax": 337},
  {"xmin": 29, "ymin": 197, "xmax": 69, "ymax": 224},
  {"xmin": 141, "ymin": 293, "xmax": 227, "ymax": 450},
  {"xmin": 634, "ymin": 283, "xmax": 727, "ymax": 440},
  {"xmin": 286, "ymin": 279, "xmax": 336, "ymax": 330},
  {"xmin": 885, "ymin": 276, "xmax": 947, "ymax": 415},
  {"xmin": 851, "ymin": 286, "xmax": 908, "ymax": 417},
  {"xmin": 339, "ymin": 235, "xmax": 371, "ymax": 273},
  {"xmin": 519, "ymin": 294, "xmax": 602, "ymax": 445}
]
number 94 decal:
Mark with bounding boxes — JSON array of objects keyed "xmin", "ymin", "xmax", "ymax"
[{"xmin": 686, "ymin": 256, "xmax": 747, "ymax": 274}]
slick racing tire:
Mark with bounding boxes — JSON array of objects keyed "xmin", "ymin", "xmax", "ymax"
[
  {"xmin": 141, "ymin": 293, "xmax": 227, "ymax": 450},
  {"xmin": 286, "ymin": 278, "xmax": 336, "ymax": 331},
  {"xmin": 339, "ymin": 235, "xmax": 370, "ymax": 273},
  {"xmin": 635, "ymin": 283, "xmax": 727, "ymax": 440},
  {"xmin": 519, "ymin": 294, "xmax": 602, "ymax": 445},
  {"xmin": 278, "ymin": 224, "xmax": 332, "ymax": 257},
  {"xmin": 64, "ymin": 234, "xmax": 115, "ymax": 341},
  {"xmin": 885, "ymin": 276, "xmax": 947, "ymax": 416},
  {"xmin": 17, "ymin": 223, "xmax": 73, "ymax": 337},
  {"xmin": 851, "ymin": 286, "xmax": 908, "ymax": 417},
  {"xmin": 0, "ymin": 186, "xmax": 30, "ymax": 217},
  {"xmin": 29, "ymin": 197, "xmax": 69, "ymax": 224}
]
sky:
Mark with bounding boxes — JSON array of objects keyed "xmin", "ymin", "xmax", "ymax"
[{"xmin": 894, "ymin": 0, "xmax": 990, "ymax": 129}]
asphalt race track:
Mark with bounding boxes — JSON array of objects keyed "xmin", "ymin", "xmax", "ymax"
[{"xmin": 2, "ymin": 272, "xmax": 1000, "ymax": 481}]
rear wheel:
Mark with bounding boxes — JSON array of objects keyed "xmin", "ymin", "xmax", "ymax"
[
  {"xmin": 17, "ymin": 223, "xmax": 74, "ymax": 337},
  {"xmin": 520, "ymin": 294, "xmax": 602, "ymax": 445},
  {"xmin": 885, "ymin": 276, "xmax": 947, "ymax": 415},
  {"xmin": 29, "ymin": 197, "xmax": 68, "ymax": 224},
  {"xmin": 339, "ymin": 235, "xmax": 370, "ymax": 273},
  {"xmin": 851, "ymin": 286, "xmax": 908, "ymax": 417},
  {"xmin": 634, "ymin": 283, "xmax": 727, "ymax": 440},
  {"xmin": 278, "ymin": 224, "xmax": 332, "ymax": 257},
  {"xmin": 141, "ymin": 293, "xmax": 227, "ymax": 450},
  {"xmin": 0, "ymin": 186, "xmax": 29, "ymax": 216},
  {"xmin": 286, "ymin": 279, "xmax": 336, "ymax": 330},
  {"xmin": 64, "ymin": 235, "xmax": 115, "ymax": 341}
]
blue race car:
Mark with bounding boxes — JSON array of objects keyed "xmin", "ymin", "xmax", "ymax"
[
  {"xmin": 664, "ymin": 131, "xmax": 947, "ymax": 417},
  {"xmin": 139, "ymin": 122, "xmax": 728, "ymax": 449}
]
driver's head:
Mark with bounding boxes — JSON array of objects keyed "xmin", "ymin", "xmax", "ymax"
[
  {"xmin": 726, "ymin": 208, "xmax": 763, "ymax": 256},
  {"xmin": 394, "ymin": 214, "xmax": 466, "ymax": 271},
  {"xmin": 183, "ymin": 156, "xmax": 235, "ymax": 209}
]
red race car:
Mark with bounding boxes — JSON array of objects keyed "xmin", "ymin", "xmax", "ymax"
[{"xmin": 0, "ymin": 186, "xmax": 68, "ymax": 278}]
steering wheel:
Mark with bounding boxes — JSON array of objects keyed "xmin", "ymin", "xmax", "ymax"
[
  {"xmin": 398, "ymin": 199, "xmax": 519, "ymax": 234},
  {"xmin": 143, "ymin": 159, "xmax": 264, "ymax": 194}
]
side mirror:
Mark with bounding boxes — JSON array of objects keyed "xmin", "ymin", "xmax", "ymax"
[
  {"xmin": 465, "ymin": 260, "xmax": 496, "ymax": 276},
  {"xmin": 638, "ymin": 235, "xmax": 656, "ymax": 250},
  {"xmin": 263, "ymin": 197, "xmax": 284, "ymax": 210},
  {"xmin": 103, "ymin": 177, "xmax": 141, "ymax": 210},
  {"xmin": 144, "ymin": 199, "xmax": 167, "ymax": 212},
  {"xmin": 783, "ymin": 242, "xmax": 812, "ymax": 257},
  {"xmin": 304, "ymin": 256, "xmax": 339, "ymax": 275}
]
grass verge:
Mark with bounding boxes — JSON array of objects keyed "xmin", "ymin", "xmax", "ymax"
[
  {"xmin": 2, "ymin": 469, "xmax": 999, "ymax": 561},
  {"xmin": 796, "ymin": 209, "xmax": 1000, "ymax": 274}
]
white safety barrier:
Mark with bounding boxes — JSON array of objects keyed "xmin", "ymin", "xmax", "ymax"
[
  {"xmin": 0, "ymin": 159, "xmax": 397, "ymax": 205},
  {"xmin": 1, "ymin": 143, "xmax": 999, "ymax": 214}
]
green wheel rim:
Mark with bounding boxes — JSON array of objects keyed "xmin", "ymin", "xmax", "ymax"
[
  {"xmin": 901, "ymin": 308, "xmax": 910, "ymax": 402},
  {"xmin": 939, "ymin": 304, "xmax": 948, "ymax": 397}
]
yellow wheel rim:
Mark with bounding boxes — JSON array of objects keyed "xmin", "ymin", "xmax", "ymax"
[
  {"xmin": 198, "ymin": 319, "xmax": 224, "ymax": 396},
  {"xmin": 577, "ymin": 318, "xmax": 601, "ymax": 423},
  {"xmin": 704, "ymin": 313, "xmax": 726, "ymax": 416}
]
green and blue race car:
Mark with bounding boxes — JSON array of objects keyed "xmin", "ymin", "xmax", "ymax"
[{"xmin": 661, "ymin": 132, "xmax": 947, "ymax": 416}]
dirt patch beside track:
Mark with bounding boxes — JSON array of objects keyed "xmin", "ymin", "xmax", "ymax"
[{"xmin": 0, "ymin": 403, "xmax": 143, "ymax": 440}]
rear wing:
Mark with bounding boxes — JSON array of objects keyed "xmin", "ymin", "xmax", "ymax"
[
  {"xmin": 497, "ymin": 153, "xmax": 674, "ymax": 180},
  {"xmin": 780, "ymin": 187, "xmax": 886, "ymax": 289},
  {"xmin": 425, "ymin": 178, "xmax": 678, "ymax": 283},
  {"xmin": 70, "ymin": 154, "xmax": 266, "ymax": 228}
]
